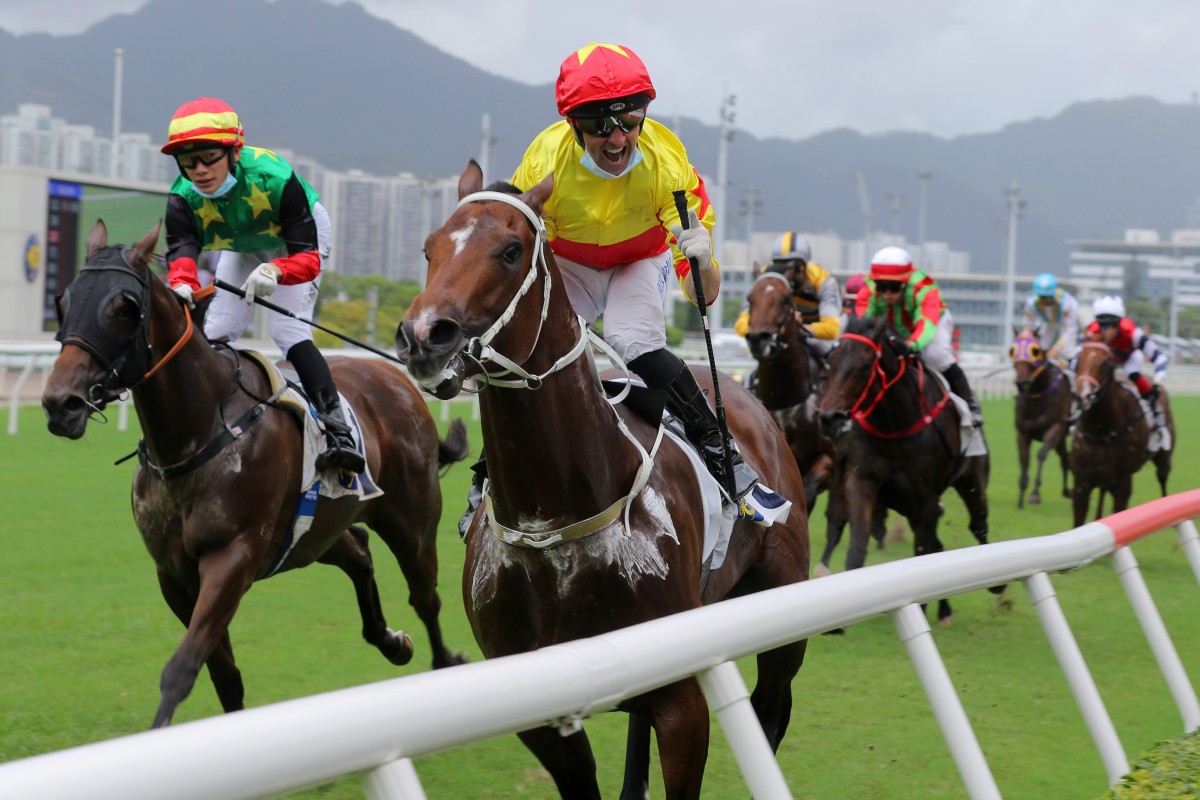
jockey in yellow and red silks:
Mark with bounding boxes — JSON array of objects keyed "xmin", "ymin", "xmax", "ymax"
[{"xmin": 461, "ymin": 43, "xmax": 758, "ymax": 521}]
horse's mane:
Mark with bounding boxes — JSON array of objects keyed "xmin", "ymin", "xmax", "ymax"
[
  {"xmin": 486, "ymin": 180, "xmax": 521, "ymax": 195},
  {"xmin": 845, "ymin": 315, "xmax": 887, "ymax": 337}
]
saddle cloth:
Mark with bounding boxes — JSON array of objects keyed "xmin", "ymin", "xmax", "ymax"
[{"xmin": 928, "ymin": 369, "xmax": 988, "ymax": 458}]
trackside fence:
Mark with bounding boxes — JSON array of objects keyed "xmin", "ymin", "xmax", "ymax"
[{"xmin": 1, "ymin": 494, "xmax": 1199, "ymax": 799}]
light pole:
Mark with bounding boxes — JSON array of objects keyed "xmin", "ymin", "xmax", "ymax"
[
  {"xmin": 1001, "ymin": 183, "xmax": 1022, "ymax": 342},
  {"xmin": 917, "ymin": 169, "xmax": 932, "ymax": 265},
  {"xmin": 740, "ymin": 184, "xmax": 762, "ymax": 271},
  {"xmin": 713, "ymin": 87, "xmax": 735, "ymax": 328},
  {"xmin": 478, "ymin": 113, "xmax": 497, "ymax": 186},
  {"xmin": 111, "ymin": 47, "xmax": 124, "ymax": 179},
  {"xmin": 886, "ymin": 193, "xmax": 907, "ymax": 237}
]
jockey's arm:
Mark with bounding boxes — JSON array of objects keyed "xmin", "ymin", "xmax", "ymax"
[{"xmin": 806, "ymin": 273, "xmax": 842, "ymax": 339}]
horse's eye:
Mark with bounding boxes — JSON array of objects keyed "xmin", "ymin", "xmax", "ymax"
[
  {"xmin": 422, "ymin": 247, "xmax": 430, "ymax": 263},
  {"xmin": 501, "ymin": 242, "xmax": 523, "ymax": 266}
]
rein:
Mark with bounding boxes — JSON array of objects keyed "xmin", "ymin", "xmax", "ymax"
[
  {"xmin": 453, "ymin": 190, "xmax": 659, "ymax": 548},
  {"xmin": 841, "ymin": 332, "xmax": 951, "ymax": 439}
]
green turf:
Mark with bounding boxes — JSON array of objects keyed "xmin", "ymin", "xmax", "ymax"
[{"xmin": 1, "ymin": 396, "xmax": 1198, "ymax": 799}]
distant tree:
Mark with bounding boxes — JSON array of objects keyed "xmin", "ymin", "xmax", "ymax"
[{"xmin": 313, "ymin": 274, "xmax": 421, "ymax": 350}]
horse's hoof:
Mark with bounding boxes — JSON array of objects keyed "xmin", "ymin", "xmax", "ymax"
[
  {"xmin": 380, "ymin": 630, "xmax": 415, "ymax": 666},
  {"xmin": 1029, "ymin": 495, "xmax": 1041, "ymax": 506},
  {"xmin": 434, "ymin": 651, "xmax": 470, "ymax": 669},
  {"xmin": 812, "ymin": 562, "xmax": 831, "ymax": 578},
  {"xmin": 987, "ymin": 583, "xmax": 1008, "ymax": 595},
  {"xmin": 937, "ymin": 615, "xmax": 954, "ymax": 628},
  {"xmin": 822, "ymin": 627, "xmax": 846, "ymax": 636}
]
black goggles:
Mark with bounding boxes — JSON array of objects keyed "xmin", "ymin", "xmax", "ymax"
[
  {"xmin": 875, "ymin": 280, "xmax": 905, "ymax": 294},
  {"xmin": 175, "ymin": 148, "xmax": 228, "ymax": 170},
  {"xmin": 570, "ymin": 109, "xmax": 647, "ymax": 138},
  {"xmin": 1097, "ymin": 317, "xmax": 1119, "ymax": 328}
]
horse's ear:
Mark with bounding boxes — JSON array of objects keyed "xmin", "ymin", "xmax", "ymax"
[
  {"xmin": 130, "ymin": 221, "xmax": 162, "ymax": 269},
  {"xmin": 752, "ymin": 260, "xmax": 762, "ymax": 278},
  {"xmin": 86, "ymin": 218, "xmax": 108, "ymax": 260},
  {"xmin": 458, "ymin": 160, "xmax": 483, "ymax": 199},
  {"xmin": 1012, "ymin": 324, "xmax": 1023, "ymax": 337},
  {"xmin": 520, "ymin": 173, "xmax": 554, "ymax": 216}
]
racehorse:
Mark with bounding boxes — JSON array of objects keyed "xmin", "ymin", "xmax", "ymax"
[
  {"xmin": 743, "ymin": 270, "xmax": 835, "ymax": 511},
  {"xmin": 1009, "ymin": 328, "xmax": 1071, "ymax": 508},
  {"xmin": 1070, "ymin": 340, "xmax": 1173, "ymax": 526},
  {"xmin": 816, "ymin": 315, "xmax": 996, "ymax": 624},
  {"xmin": 42, "ymin": 220, "xmax": 469, "ymax": 728},
  {"xmin": 743, "ymin": 271, "xmax": 879, "ymax": 575},
  {"xmin": 395, "ymin": 162, "xmax": 810, "ymax": 800}
]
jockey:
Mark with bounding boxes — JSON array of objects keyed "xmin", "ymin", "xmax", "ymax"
[
  {"xmin": 1085, "ymin": 294, "xmax": 1169, "ymax": 434},
  {"xmin": 857, "ymin": 246, "xmax": 983, "ymax": 426},
  {"xmin": 162, "ymin": 97, "xmax": 364, "ymax": 474},
  {"xmin": 843, "ymin": 273, "xmax": 866, "ymax": 319},
  {"xmin": 459, "ymin": 43, "xmax": 759, "ymax": 534},
  {"xmin": 733, "ymin": 232, "xmax": 843, "ymax": 363},
  {"xmin": 1022, "ymin": 272, "xmax": 1080, "ymax": 367}
]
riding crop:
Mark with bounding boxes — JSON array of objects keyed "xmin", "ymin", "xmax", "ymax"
[
  {"xmin": 672, "ymin": 190, "xmax": 736, "ymax": 499},
  {"xmin": 213, "ymin": 278, "xmax": 405, "ymax": 365}
]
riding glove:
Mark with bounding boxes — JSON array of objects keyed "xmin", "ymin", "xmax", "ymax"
[
  {"xmin": 170, "ymin": 283, "xmax": 194, "ymax": 308},
  {"xmin": 888, "ymin": 338, "xmax": 912, "ymax": 358},
  {"xmin": 669, "ymin": 209, "xmax": 713, "ymax": 271},
  {"xmin": 241, "ymin": 263, "xmax": 282, "ymax": 305}
]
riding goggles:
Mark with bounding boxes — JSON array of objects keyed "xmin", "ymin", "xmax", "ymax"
[
  {"xmin": 175, "ymin": 148, "xmax": 229, "ymax": 170},
  {"xmin": 874, "ymin": 280, "xmax": 905, "ymax": 294},
  {"xmin": 570, "ymin": 109, "xmax": 647, "ymax": 138}
]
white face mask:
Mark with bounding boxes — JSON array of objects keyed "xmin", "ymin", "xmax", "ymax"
[
  {"xmin": 579, "ymin": 146, "xmax": 644, "ymax": 180},
  {"xmin": 192, "ymin": 171, "xmax": 238, "ymax": 199}
]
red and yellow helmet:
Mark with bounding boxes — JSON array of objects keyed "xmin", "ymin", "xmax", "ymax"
[
  {"xmin": 161, "ymin": 97, "xmax": 244, "ymax": 155},
  {"xmin": 555, "ymin": 43, "xmax": 656, "ymax": 117}
]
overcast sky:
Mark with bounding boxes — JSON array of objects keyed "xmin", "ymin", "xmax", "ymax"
[{"xmin": 2, "ymin": 0, "xmax": 1198, "ymax": 141}]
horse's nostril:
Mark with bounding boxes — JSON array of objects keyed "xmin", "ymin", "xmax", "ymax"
[{"xmin": 428, "ymin": 319, "xmax": 462, "ymax": 349}]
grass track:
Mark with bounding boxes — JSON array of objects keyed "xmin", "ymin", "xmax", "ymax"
[{"xmin": 2, "ymin": 396, "xmax": 1198, "ymax": 799}]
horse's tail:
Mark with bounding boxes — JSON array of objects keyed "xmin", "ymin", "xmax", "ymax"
[{"xmin": 438, "ymin": 418, "xmax": 470, "ymax": 468}]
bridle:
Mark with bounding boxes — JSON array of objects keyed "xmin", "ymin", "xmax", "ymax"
[
  {"xmin": 55, "ymin": 246, "xmax": 195, "ymax": 415},
  {"xmin": 837, "ymin": 332, "xmax": 950, "ymax": 439},
  {"xmin": 747, "ymin": 272, "xmax": 800, "ymax": 353},
  {"xmin": 450, "ymin": 190, "xmax": 657, "ymax": 548}
]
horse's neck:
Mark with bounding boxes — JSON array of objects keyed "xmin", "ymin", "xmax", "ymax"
[
  {"xmin": 133, "ymin": 328, "xmax": 240, "ymax": 463},
  {"xmin": 479, "ymin": 357, "xmax": 643, "ymax": 524},
  {"xmin": 756, "ymin": 334, "xmax": 810, "ymax": 408},
  {"xmin": 1081, "ymin": 377, "xmax": 1135, "ymax": 432}
]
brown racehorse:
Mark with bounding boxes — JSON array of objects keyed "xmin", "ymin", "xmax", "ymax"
[
  {"xmin": 42, "ymin": 220, "xmax": 469, "ymax": 728},
  {"xmin": 1070, "ymin": 340, "xmax": 1173, "ymax": 526},
  {"xmin": 1009, "ymin": 328, "xmax": 1071, "ymax": 508},
  {"xmin": 395, "ymin": 162, "xmax": 810, "ymax": 800},
  {"xmin": 817, "ymin": 315, "xmax": 997, "ymax": 625}
]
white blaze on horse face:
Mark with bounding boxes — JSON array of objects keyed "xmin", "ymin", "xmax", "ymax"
[{"xmin": 448, "ymin": 219, "xmax": 477, "ymax": 256}]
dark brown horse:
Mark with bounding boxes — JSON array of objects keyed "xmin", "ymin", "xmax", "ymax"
[
  {"xmin": 817, "ymin": 315, "xmax": 996, "ymax": 624},
  {"xmin": 42, "ymin": 220, "xmax": 468, "ymax": 728},
  {"xmin": 1009, "ymin": 328, "xmax": 1071, "ymax": 508},
  {"xmin": 395, "ymin": 162, "xmax": 810, "ymax": 800},
  {"xmin": 1070, "ymin": 340, "xmax": 1173, "ymax": 526}
]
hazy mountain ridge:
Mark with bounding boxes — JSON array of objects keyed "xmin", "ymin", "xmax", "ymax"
[{"xmin": 2, "ymin": 0, "xmax": 1199, "ymax": 272}]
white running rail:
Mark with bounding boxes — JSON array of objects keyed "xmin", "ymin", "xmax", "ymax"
[{"xmin": 0, "ymin": 492, "xmax": 1198, "ymax": 800}]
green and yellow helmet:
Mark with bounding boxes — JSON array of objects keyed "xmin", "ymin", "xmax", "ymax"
[{"xmin": 161, "ymin": 97, "xmax": 244, "ymax": 155}]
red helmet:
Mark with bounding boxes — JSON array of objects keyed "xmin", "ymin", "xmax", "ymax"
[
  {"xmin": 555, "ymin": 43, "xmax": 656, "ymax": 117},
  {"xmin": 868, "ymin": 246, "xmax": 915, "ymax": 282},
  {"xmin": 161, "ymin": 97, "xmax": 244, "ymax": 155}
]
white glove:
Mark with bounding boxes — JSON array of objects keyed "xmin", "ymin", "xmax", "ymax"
[
  {"xmin": 241, "ymin": 263, "xmax": 282, "ymax": 305},
  {"xmin": 670, "ymin": 209, "xmax": 713, "ymax": 271},
  {"xmin": 170, "ymin": 283, "xmax": 194, "ymax": 308}
]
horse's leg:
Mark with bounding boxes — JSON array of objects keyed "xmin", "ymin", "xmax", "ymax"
[
  {"xmin": 647, "ymin": 681, "xmax": 709, "ymax": 800},
  {"xmin": 908, "ymin": 505, "xmax": 954, "ymax": 625},
  {"xmin": 1016, "ymin": 433, "xmax": 1031, "ymax": 509},
  {"xmin": 803, "ymin": 453, "xmax": 834, "ymax": 514},
  {"xmin": 1055, "ymin": 433, "xmax": 1071, "ymax": 498},
  {"xmin": 1032, "ymin": 436, "xmax": 1056, "ymax": 506},
  {"xmin": 1111, "ymin": 477, "xmax": 1134, "ymax": 514},
  {"xmin": 317, "ymin": 525, "xmax": 414, "ymax": 666},
  {"xmin": 1153, "ymin": 450, "xmax": 1172, "ymax": 497},
  {"xmin": 842, "ymin": 479, "xmax": 877, "ymax": 571},
  {"xmin": 516, "ymin": 725, "xmax": 602, "ymax": 800},
  {"xmin": 152, "ymin": 549, "xmax": 255, "ymax": 728},
  {"xmin": 751, "ymin": 639, "xmax": 807, "ymax": 749},
  {"xmin": 619, "ymin": 713, "xmax": 652, "ymax": 800},
  {"xmin": 816, "ymin": 497, "xmax": 846, "ymax": 577},
  {"xmin": 155, "ymin": 569, "xmax": 244, "ymax": 715},
  {"xmin": 369, "ymin": 506, "xmax": 467, "ymax": 668},
  {"xmin": 1071, "ymin": 478, "xmax": 1091, "ymax": 528}
]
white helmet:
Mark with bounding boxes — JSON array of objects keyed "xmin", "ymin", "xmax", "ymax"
[{"xmin": 1092, "ymin": 295, "xmax": 1125, "ymax": 318}]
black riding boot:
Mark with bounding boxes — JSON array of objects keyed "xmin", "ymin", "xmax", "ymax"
[
  {"xmin": 663, "ymin": 366, "xmax": 759, "ymax": 501},
  {"xmin": 459, "ymin": 454, "xmax": 487, "ymax": 539},
  {"xmin": 943, "ymin": 363, "xmax": 983, "ymax": 427},
  {"xmin": 289, "ymin": 341, "xmax": 366, "ymax": 474}
]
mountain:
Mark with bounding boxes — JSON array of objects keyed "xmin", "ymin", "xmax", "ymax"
[{"xmin": 2, "ymin": 0, "xmax": 1199, "ymax": 273}]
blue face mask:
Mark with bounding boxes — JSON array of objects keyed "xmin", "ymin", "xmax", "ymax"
[
  {"xmin": 191, "ymin": 171, "xmax": 238, "ymax": 199},
  {"xmin": 580, "ymin": 146, "xmax": 643, "ymax": 180}
]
